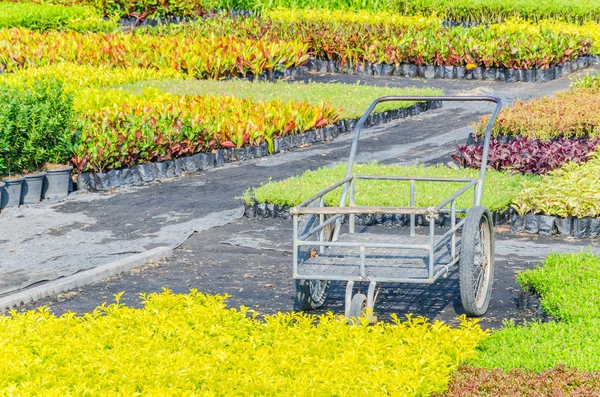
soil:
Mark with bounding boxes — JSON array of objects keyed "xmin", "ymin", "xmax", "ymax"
[
  {"xmin": 44, "ymin": 163, "xmax": 72, "ymax": 171},
  {"xmin": 1, "ymin": 174, "xmax": 24, "ymax": 180}
]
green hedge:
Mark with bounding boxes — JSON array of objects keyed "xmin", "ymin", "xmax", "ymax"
[
  {"xmin": 474, "ymin": 252, "xmax": 600, "ymax": 372},
  {"xmin": 0, "ymin": 2, "xmax": 116, "ymax": 32},
  {"xmin": 0, "ymin": 78, "xmax": 74, "ymax": 176}
]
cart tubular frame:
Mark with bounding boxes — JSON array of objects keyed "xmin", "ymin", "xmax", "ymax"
[{"xmin": 291, "ymin": 96, "xmax": 502, "ymax": 286}]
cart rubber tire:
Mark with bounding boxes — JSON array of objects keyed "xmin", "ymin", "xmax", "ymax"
[
  {"xmin": 348, "ymin": 293, "xmax": 367, "ymax": 320},
  {"xmin": 459, "ymin": 205, "xmax": 495, "ymax": 317},
  {"xmin": 295, "ymin": 279, "xmax": 330, "ymax": 311},
  {"xmin": 295, "ymin": 211, "xmax": 333, "ymax": 311}
]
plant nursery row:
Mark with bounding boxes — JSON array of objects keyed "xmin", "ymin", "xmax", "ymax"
[
  {"xmin": 0, "ymin": 27, "xmax": 309, "ymax": 78},
  {"xmin": 1, "ymin": 10, "xmax": 599, "ymax": 79},
  {"xmin": 14, "ymin": 0, "xmax": 600, "ymax": 24},
  {"xmin": 475, "ymin": 86, "xmax": 600, "ymax": 140},
  {"xmin": 147, "ymin": 12, "xmax": 595, "ymax": 71}
]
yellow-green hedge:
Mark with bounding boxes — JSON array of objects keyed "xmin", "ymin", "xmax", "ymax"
[{"xmin": 0, "ymin": 290, "xmax": 487, "ymax": 396}]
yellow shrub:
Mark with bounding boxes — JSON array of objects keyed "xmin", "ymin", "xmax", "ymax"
[
  {"xmin": 0, "ymin": 290, "xmax": 488, "ymax": 396},
  {"xmin": 0, "ymin": 63, "xmax": 186, "ymax": 91}
]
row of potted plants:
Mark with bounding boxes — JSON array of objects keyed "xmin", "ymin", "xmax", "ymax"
[
  {"xmin": 452, "ymin": 136, "xmax": 600, "ymax": 175},
  {"xmin": 0, "ymin": 27, "xmax": 309, "ymax": 79},
  {"xmin": 17, "ymin": 0, "xmax": 600, "ymax": 24},
  {"xmin": 147, "ymin": 12, "xmax": 594, "ymax": 71},
  {"xmin": 474, "ymin": 86, "xmax": 600, "ymax": 140},
  {"xmin": 0, "ymin": 78, "xmax": 74, "ymax": 209},
  {"xmin": 71, "ymin": 89, "xmax": 340, "ymax": 173},
  {"xmin": 510, "ymin": 151, "xmax": 600, "ymax": 237},
  {"xmin": 393, "ymin": 0, "xmax": 600, "ymax": 24}
]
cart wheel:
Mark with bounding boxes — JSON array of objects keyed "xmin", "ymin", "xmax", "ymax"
[
  {"xmin": 348, "ymin": 293, "xmax": 367, "ymax": 321},
  {"xmin": 295, "ymin": 212, "xmax": 334, "ymax": 311},
  {"xmin": 295, "ymin": 279, "xmax": 330, "ymax": 311},
  {"xmin": 459, "ymin": 205, "xmax": 495, "ymax": 317}
]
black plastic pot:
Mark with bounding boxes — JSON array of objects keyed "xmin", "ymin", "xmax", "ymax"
[
  {"xmin": 108, "ymin": 169, "xmax": 122, "ymax": 187},
  {"xmin": 120, "ymin": 167, "xmax": 142, "ymax": 185},
  {"xmin": 255, "ymin": 203, "xmax": 267, "ymax": 218},
  {"xmin": 573, "ymin": 217, "xmax": 591, "ymax": 238},
  {"xmin": 372, "ymin": 63, "xmax": 384, "ymax": 75},
  {"xmin": 538, "ymin": 215, "xmax": 557, "ymax": 236},
  {"xmin": 233, "ymin": 147, "xmax": 248, "ymax": 162},
  {"xmin": 556, "ymin": 217, "xmax": 573, "ymax": 237},
  {"xmin": 344, "ymin": 118, "xmax": 357, "ymax": 132},
  {"xmin": 516, "ymin": 69, "xmax": 525, "ymax": 81},
  {"xmin": 443, "ymin": 65, "xmax": 455, "ymax": 79},
  {"xmin": 77, "ymin": 172, "xmax": 91, "ymax": 190},
  {"xmin": 554, "ymin": 65, "xmax": 562, "ymax": 79},
  {"xmin": 483, "ymin": 67, "xmax": 496, "ymax": 80},
  {"xmin": 423, "ymin": 65, "xmax": 435, "ymax": 79},
  {"xmin": 591, "ymin": 218, "xmax": 600, "ymax": 237},
  {"xmin": 522, "ymin": 69, "xmax": 535, "ymax": 82},
  {"xmin": 155, "ymin": 161, "xmax": 169, "ymax": 178},
  {"xmin": 214, "ymin": 150, "xmax": 224, "ymax": 167},
  {"xmin": 0, "ymin": 178, "xmax": 24, "ymax": 209},
  {"xmin": 316, "ymin": 59, "xmax": 327, "ymax": 73},
  {"xmin": 496, "ymin": 68, "xmax": 505, "ymax": 81},
  {"xmin": 90, "ymin": 172, "xmax": 110, "ymax": 190},
  {"xmin": 472, "ymin": 67, "xmax": 483, "ymax": 80},
  {"xmin": 21, "ymin": 172, "xmax": 46, "ymax": 205},
  {"xmin": 535, "ymin": 68, "xmax": 555, "ymax": 82},
  {"xmin": 455, "ymin": 66, "xmax": 466, "ymax": 79},
  {"xmin": 434, "ymin": 66, "xmax": 444, "ymax": 78},
  {"xmin": 407, "ymin": 64, "xmax": 418, "ymax": 77},
  {"xmin": 381, "ymin": 63, "xmax": 395, "ymax": 76},
  {"xmin": 359, "ymin": 62, "xmax": 372, "ymax": 76},
  {"xmin": 392, "ymin": 65, "xmax": 404, "ymax": 76},
  {"xmin": 510, "ymin": 213, "xmax": 525, "ymax": 234},
  {"xmin": 42, "ymin": 166, "xmax": 73, "ymax": 200},
  {"xmin": 505, "ymin": 68, "xmax": 518, "ymax": 83},
  {"xmin": 326, "ymin": 60, "xmax": 336, "ymax": 73},
  {"xmin": 524, "ymin": 213, "xmax": 539, "ymax": 234}
]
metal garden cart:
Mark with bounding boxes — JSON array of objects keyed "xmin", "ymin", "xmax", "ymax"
[{"xmin": 290, "ymin": 96, "xmax": 502, "ymax": 320}]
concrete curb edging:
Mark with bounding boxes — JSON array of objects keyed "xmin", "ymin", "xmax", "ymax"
[{"xmin": 0, "ymin": 246, "xmax": 173, "ymax": 311}]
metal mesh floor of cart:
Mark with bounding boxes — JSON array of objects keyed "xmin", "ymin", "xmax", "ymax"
[{"xmin": 301, "ymin": 232, "xmax": 459, "ymax": 280}]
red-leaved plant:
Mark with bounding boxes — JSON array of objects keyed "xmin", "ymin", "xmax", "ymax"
[{"xmin": 452, "ymin": 137, "xmax": 600, "ymax": 175}]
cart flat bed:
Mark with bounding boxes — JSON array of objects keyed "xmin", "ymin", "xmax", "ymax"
[{"xmin": 301, "ymin": 232, "xmax": 458, "ymax": 282}]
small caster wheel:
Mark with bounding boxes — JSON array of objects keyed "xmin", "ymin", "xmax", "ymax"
[{"xmin": 347, "ymin": 293, "xmax": 367, "ymax": 323}]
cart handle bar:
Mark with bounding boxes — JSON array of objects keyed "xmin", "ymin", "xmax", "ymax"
[{"xmin": 344, "ymin": 95, "xmax": 502, "ymax": 206}]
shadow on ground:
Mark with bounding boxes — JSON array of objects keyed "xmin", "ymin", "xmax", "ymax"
[{"xmin": 19, "ymin": 218, "xmax": 597, "ymax": 329}]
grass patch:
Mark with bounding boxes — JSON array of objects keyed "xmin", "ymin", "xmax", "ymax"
[
  {"xmin": 517, "ymin": 251, "xmax": 600, "ymax": 322},
  {"xmin": 473, "ymin": 251, "xmax": 600, "ymax": 372},
  {"xmin": 474, "ymin": 319, "xmax": 600, "ymax": 371},
  {"xmin": 118, "ymin": 79, "xmax": 443, "ymax": 119},
  {"xmin": 0, "ymin": 290, "xmax": 487, "ymax": 396},
  {"xmin": 243, "ymin": 162, "xmax": 536, "ymax": 212}
]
